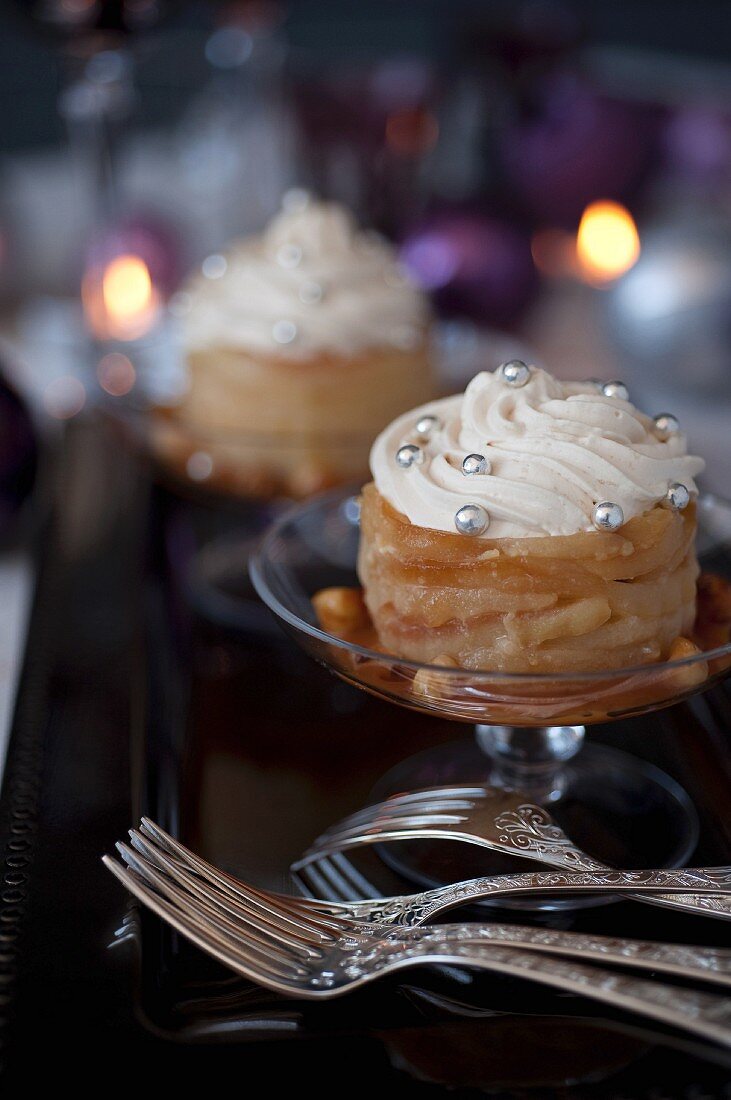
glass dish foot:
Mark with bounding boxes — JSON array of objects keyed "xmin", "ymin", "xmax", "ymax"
[{"xmin": 371, "ymin": 734, "xmax": 699, "ymax": 912}]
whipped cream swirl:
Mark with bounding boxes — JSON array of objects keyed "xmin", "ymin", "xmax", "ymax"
[
  {"xmin": 371, "ymin": 367, "xmax": 704, "ymax": 538},
  {"xmin": 181, "ymin": 197, "xmax": 429, "ymax": 358}
]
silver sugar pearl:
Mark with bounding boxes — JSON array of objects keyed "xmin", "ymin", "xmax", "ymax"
[
  {"xmin": 461, "ymin": 453, "xmax": 491, "ymax": 476},
  {"xmin": 593, "ymin": 501, "xmax": 625, "ymax": 531},
  {"xmin": 272, "ymin": 319, "xmax": 298, "ymax": 344},
  {"xmin": 298, "ymin": 280, "xmax": 323, "ymax": 304},
  {"xmin": 415, "ymin": 414, "xmax": 442, "ymax": 439},
  {"xmin": 498, "ymin": 360, "xmax": 531, "ymax": 387},
  {"xmin": 455, "ymin": 504, "xmax": 489, "ymax": 536},
  {"xmin": 276, "ymin": 243, "xmax": 303, "ymax": 269},
  {"xmin": 602, "ymin": 380, "xmax": 629, "ymax": 401},
  {"xmin": 665, "ymin": 482, "xmax": 690, "ymax": 511},
  {"xmin": 395, "ymin": 444, "xmax": 424, "ymax": 469},
  {"xmin": 654, "ymin": 413, "xmax": 680, "ymax": 440}
]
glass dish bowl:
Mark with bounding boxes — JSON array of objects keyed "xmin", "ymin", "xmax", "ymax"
[{"xmin": 250, "ymin": 488, "xmax": 731, "ymax": 729}]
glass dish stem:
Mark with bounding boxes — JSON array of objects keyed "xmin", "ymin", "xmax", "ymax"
[{"xmin": 475, "ymin": 724, "xmax": 585, "ymax": 803}]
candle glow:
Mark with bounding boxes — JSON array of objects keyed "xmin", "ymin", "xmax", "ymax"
[
  {"xmin": 576, "ymin": 201, "xmax": 640, "ymax": 285},
  {"xmin": 83, "ymin": 253, "xmax": 160, "ymax": 340}
]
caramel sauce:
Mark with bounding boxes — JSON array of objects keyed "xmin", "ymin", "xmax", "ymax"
[{"xmin": 311, "ymin": 574, "xmax": 731, "ymax": 727}]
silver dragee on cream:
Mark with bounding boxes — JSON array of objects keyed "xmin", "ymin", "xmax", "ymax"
[
  {"xmin": 181, "ymin": 200, "xmax": 429, "ymax": 358},
  {"xmin": 370, "ymin": 367, "xmax": 705, "ymax": 539}
]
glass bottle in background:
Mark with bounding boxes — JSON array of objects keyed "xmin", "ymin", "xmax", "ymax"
[
  {"xmin": 603, "ymin": 102, "xmax": 731, "ymax": 493},
  {"xmin": 176, "ymin": 1, "xmax": 297, "ymax": 253}
]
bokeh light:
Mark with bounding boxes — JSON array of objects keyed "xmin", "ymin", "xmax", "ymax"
[
  {"xmin": 385, "ymin": 108, "xmax": 439, "ymax": 157},
  {"xmin": 103, "ymin": 255, "xmax": 154, "ymax": 328},
  {"xmin": 576, "ymin": 201, "xmax": 640, "ymax": 284},
  {"xmin": 531, "ymin": 228, "xmax": 577, "ymax": 279},
  {"xmin": 83, "ymin": 253, "xmax": 160, "ymax": 340},
  {"xmin": 186, "ymin": 451, "xmax": 214, "ymax": 482},
  {"xmin": 96, "ymin": 352, "xmax": 136, "ymax": 396},
  {"xmin": 43, "ymin": 376, "xmax": 86, "ymax": 420}
]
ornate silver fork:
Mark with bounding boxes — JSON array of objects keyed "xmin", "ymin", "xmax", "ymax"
[
  {"xmin": 103, "ymin": 821, "xmax": 731, "ymax": 1047},
  {"xmin": 292, "ymin": 786, "xmax": 731, "ymax": 921},
  {"xmin": 125, "ymin": 820, "xmax": 731, "ymax": 986}
]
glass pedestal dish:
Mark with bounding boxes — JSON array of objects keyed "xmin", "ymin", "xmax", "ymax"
[
  {"xmin": 104, "ymin": 394, "xmax": 376, "ymax": 632},
  {"xmin": 250, "ymin": 488, "xmax": 731, "ymax": 908}
]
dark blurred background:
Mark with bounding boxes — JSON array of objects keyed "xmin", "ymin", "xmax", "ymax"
[
  {"xmin": 0, "ymin": 0, "xmax": 730, "ymax": 491},
  {"xmin": 3, "ymin": 3, "xmax": 731, "ymax": 152}
]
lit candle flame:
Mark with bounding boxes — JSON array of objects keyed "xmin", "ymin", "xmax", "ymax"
[
  {"xmin": 83, "ymin": 253, "xmax": 160, "ymax": 340},
  {"xmin": 576, "ymin": 201, "xmax": 640, "ymax": 285}
]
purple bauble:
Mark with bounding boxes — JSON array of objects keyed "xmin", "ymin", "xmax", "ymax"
[
  {"xmin": 500, "ymin": 73, "xmax": 654, "ymax": 225},
  {"xmin": 401, "ymin": 214, "xmax": 538, "ymax": 326},
  {"xmin": 663, "ymin": 106, "xmax": 731, "ymax": 183},
  {"xmin": 0, "ymin": 372, "xmax": 38, "ymax": 538}
]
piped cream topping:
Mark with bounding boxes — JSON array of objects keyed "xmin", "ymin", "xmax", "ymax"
[
  {"xmin": 370, "ymin": 366, "xmax": 704, "ymax": 538},
  {"xmin": 180, "ymin": 197, "xmax": 429, "ymax": 358}
]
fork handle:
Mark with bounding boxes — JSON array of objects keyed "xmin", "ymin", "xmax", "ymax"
[
  {"xmin": 369, "ymin": 919, "xmax": 731, "ymax": 986},
  {"xmin": 547, "ymin": 863, "xmax": 731, "ymax": 922},
  {"xmin": 485, "ymin": 812, "xmax": 731, "ymax": 921},
  {"xmin": 355, "ymin": 928, "xmax": 731, "ymax": 1049},
  {"xmin": 345, "ymin": 867, "xmax": 731, "ymax": 926}
]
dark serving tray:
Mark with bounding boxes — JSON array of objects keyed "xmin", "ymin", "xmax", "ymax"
[{"xmin": 2, "ymin": 416, "xmax": 731, "ymax": 1095}]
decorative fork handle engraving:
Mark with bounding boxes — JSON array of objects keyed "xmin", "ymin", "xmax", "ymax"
[
  {"xmin": 360, "ymin": 921, "xmax": 731, "ymax": 984},
  {"xmin": 341, "ymin": 867, "xmax": 731, "ymax": 927},
  {"xmin": 300, "ymin": 798, "xmax": 731, "ymax": 920},
  {"xmin": 492, "ymin": 804, "xmax": 731, "ymax": 919},
  {"xmin": 493, "ymin": 804, "xmax": 603, "ymax": 868},
  {"xmin": 326, "ymin": 929, "xmax": 731, "ymax": 1048}
]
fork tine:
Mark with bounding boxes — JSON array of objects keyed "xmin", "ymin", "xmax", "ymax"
[
  {"xmin": 103, "ymin": 856, "xmax": 308, "ymax": 987},
  {"xmin": 133, "ymin": 822, "xmax": 351, "ymax": 929},
  {"xmin": 111, "ymin": 850, "xmax": 306, "ymax": 981},
  {"xmin": 126, "ymin": 827, "xmax": 347, "ymax": 932},
  {"xmin": 292, "ymin": 819, "xmax": 469, "ymax": 870},
  {"xmin": 291, "ymin": 857, "xmax": 341, "ymax": 901},
  {"xmin": 116, "ymin": 842, "xmax": 323, "ymax": 971},
  {"xmin": 126, "ymin": 831, "xmax": 344, "ymax": 944},
  {"xmin": 139, "ymin": 814, "xmax": 461, "ymax": 897},
  {"xmin": 138, "ymin": 819, "xmax": 322, "ymax": 908},
  {"xmin": 354, "ymin": 786, "xmax": 487, "ymax": 812},
  {"xmin": 313, "ymin": 812, "xmax": 467, "ymax": 844},
  {"xmin": 139, "ymin": 817, "xmax": 245, "ymax": 882},
  {"xmin": 326, "ymin": 852, "xmax": 384, "ymax": 899},
  {"xmin": 318, "ymin": 792, "xmax": 481, "ymax": 835},
  {"xmin": 290, "ymin": 849, "xmax": 364, "ymax": 902},
  {"xmin": 293, "ymin": 851, "xmax": 380, "ymax": 903}
]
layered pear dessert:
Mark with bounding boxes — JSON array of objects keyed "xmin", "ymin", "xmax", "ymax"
[
  {"xmin": 356, "ymin": 363, "xmax": 705, "ymax": 673},
  {"xmin": 155, "ymin": 194, "xmax": 434, "ymax": 497}
]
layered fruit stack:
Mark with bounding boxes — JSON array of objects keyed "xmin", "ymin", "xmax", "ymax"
[{"xmin": 358, "ymin": 365, "xmax": 704, "ymax": 673}]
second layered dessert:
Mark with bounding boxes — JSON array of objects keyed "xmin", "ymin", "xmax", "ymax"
[
  {"xmin": 157, "ymin": 195, "xmax": 433, "ymax": 497},
  {"xmin": 358, "ymin": 364, "xmax": 705, "ymax": 672}
]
